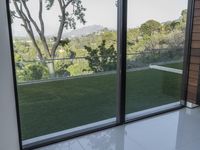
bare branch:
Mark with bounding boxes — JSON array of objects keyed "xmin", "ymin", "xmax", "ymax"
[
  {"xmin": 21, "ymin": 0, "xmax": 41, "ymax": 34},
  {"xmin": 13, "ymin": 0, "xmax": 43, "ymax": 60},
  {"xmin": 51, "ymin": 0, "xmax": 66, "ymax": 58},
  {"xmin": 21, "ymin": 0, "xmax": 51, "ymax": 57},
  {"xmin": 12, "ymin": 12, "xmax": 21, "ymax": 19},
  {"xmin": 39, "ymin": 0, "xmax": 44, "ymax": 34},
  {"xmin": 13, "ymin": 0, "xmax": 86, "ymax": 61},
  {"xmin": 38, "ymin": 0, "xmax": 51, "ymax": 57},
  {"xmin": 64, "ymin": 0, "xmax": 73, "ymax": 8}
]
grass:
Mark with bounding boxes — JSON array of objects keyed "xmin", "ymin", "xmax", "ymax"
[{"xmin": 18, "ymin": 63, "xmax": 182, "ymax": 140}]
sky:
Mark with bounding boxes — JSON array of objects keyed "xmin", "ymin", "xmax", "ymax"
[{"xmin": 11, "ymin": 0, "xmax": 188, "ymax": 37}]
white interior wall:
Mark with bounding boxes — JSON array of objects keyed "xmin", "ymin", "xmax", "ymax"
[{"xmin": 0, "ymin": 0, "xmax": 20, "ymax": 150}]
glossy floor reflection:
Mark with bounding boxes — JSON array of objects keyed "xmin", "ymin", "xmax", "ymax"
[{"xmin": 36, "ymin": 107, "xmax": 200, "ymax": 150}]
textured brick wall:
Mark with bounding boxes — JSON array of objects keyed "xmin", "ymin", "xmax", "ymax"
[{"xmin": 187, "ymin": 0, "xmax": 200, "ymax": 104}]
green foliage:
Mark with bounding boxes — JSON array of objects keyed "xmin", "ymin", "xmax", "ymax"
[
  {"xmin": 67, "ymin": 61, "xmax": 90, "ymax": 76},
  {"xmin": 12, "ymin": 0, "xmax": 87, "ymax": 77},
  {"xmin": 54, "ymin": 60, "xmax": 71, "ymax": 77},
  {"xmin": 140, "ymin": 20, "xmax": 161, "ymax": 36},
  {"xmin": 164, "ymin": 21, "xmax": 181, "ymax": 32},
  {"xmin": 181, "ymin": 9, "xmax": 187, "ymax": 23},
  {"xmin": 17, "ymin": 63, "xmax": 48, "ymax": 81},
  {"xmin": 166, "ymin": 30, "xmax": 185, "ymax": 48},
  {"xmin": 14, "ymin": 41, "xmax": 36, "ymax": 61},
  {"xmin": 84, "ymin": 40, "xmax": 117, "ymax": 72},
  {"xmin": 127, "ymin": 28, "xmax": 140, "ymax": 46},
  {"xmin": 13, "ymin": 9, "xmax": 187, "ymax": 81},
  {"xmin": 69, "ymin": 29, "xmax": 117, "ymax": 51},
  {"xmin": 57, "ymin": 0, "xmax": 86, "ymax": 30}
]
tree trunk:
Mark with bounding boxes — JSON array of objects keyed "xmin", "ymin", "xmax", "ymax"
[{"xmin": 46, "ymin": 61, "xmax": 56, "ymax": 78}]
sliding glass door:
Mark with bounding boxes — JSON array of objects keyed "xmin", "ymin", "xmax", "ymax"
[
  {"xmin": 10, "ymin": 0, "xmax": 117, "ymax": 141},
  {"xmin": 126, "ymin": 0, "xmax": 188, "ymax": 117}
]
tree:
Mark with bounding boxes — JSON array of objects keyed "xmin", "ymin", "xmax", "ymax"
[
  {"xmin": 84, "ymin": 40, "xmax": 117, "ymax": 73},
  {"xmin": 169, "ymin": 21, "xmax": 180, "ymax": 31},
  {"xmin": 166, "ymin": 30, "xmax": 185, "ymax": 49},
  {"xmin": 181, "ymin": 9, "xmax": 187, "ymax": 23},
  {"xmin": 16, "ymin": 63, "xmax": 48, "ymax": 81},
  {"xmin": 12, "ymin": 0, "xmax": 86, "ymax": 77},
  {"xmin": 140, "ymin": 20, "xmax": 161, "ymax": 36},
  {"xmin": 163, "ymin": 21, "xmax": 181, "ymax": 33}
]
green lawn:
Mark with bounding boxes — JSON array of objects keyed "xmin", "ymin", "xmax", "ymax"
[{"xmin": 18, "ymin": 63, "xmax": 182, "ymax": 140}]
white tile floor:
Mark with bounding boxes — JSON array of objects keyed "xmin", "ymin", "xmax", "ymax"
[{"xmin": 36, "ymin": 107, "xmax": 200, "ymax": 150}]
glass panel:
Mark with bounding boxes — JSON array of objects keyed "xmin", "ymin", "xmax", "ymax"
[
  {"xmin": 126, "ymin": 0, "xmax": 188, "ymax": 115},
  {"xmin": 10, "ymin": 0, "xmax": 117, "ymax": 140}
]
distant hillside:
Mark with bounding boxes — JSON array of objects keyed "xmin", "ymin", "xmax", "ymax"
[{"xmin": 63, "ymin": 25, "xmax": 104, "ymax": 38}]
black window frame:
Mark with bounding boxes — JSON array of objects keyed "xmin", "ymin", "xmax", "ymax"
[{"xmin": 6, "ymin": 0, "xmax": 195, "ymax": 149}]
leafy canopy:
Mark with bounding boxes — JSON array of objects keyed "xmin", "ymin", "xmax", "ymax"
[
  {"xmin": 84, "ymin": 40, "xmax": 117, "ymax": 72},
  {"xmin": 140, "ymin": 20, "xmax": 161, "ymax": 36}
]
